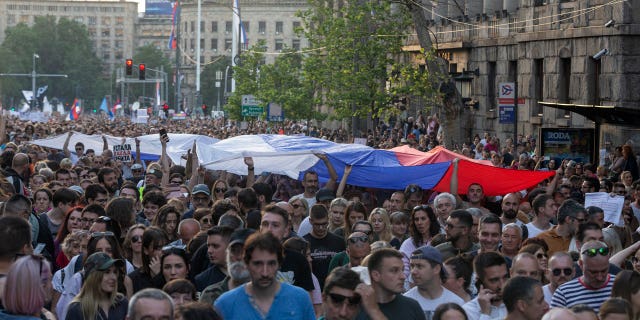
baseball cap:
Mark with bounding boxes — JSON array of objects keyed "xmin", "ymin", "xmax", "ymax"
[
  {"xmin": 192, "ymin": 184, "xmax": 211, "ymax": 196},
  {"xmin": 131, "ymin": 163, "xmax": 143, "ymax": 170},
  {"xmin": 83, "ymin": 252, "xmax": 124, "ymax": 276},
  {"xmin": 411, "ymin": 245, "xmax": 447, "ymax": 278},
  {"xmin": 68, "ymin": 185, "xmax": 84, "ymax": 195},
  {"xmin": 229, "ymin": 228, "xmax": 256, "ymax": 247},
  {"xmin": 147, "ymin": 169, "xmax": 163, "ymax": 179},
  {"xmin": 316, "ymin": 188, "xmax": 336, "ymax": 202}
]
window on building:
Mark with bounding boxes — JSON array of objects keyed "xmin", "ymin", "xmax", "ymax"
[
  {"xmin": 275, "ymin": 21, "xmax": 283, "ymax": 34},
  {"xmin": 7, "ymin": 14, "xmax": 15, "ymax": 25},
  {"xmin": 242, "ymin": 21, "xmax": 250, "ymax": 33},
  {"xmin": 115, "ymin": 51, "xmax": 123, "ymax": 59},
  {"xmin": 200, "ymin": 38, "xmax": 204, "ymax": 50},
  {"xmin": 211, "ymin": 21, "xmax": 218, "ymax": 32},
  {"xmin": 211, "ymin": 38, "xmax": 218, "ymax": 51},
  {"xmin": 225, "ymin": 21, "xmax": 232, "ymax": 33},
  {"xmin": 190, "ymin": 39, "xmax": 195, "ymax": 51},
  {"xmin": 259, "ymin": 21, "xmax": 266, "ymax": 34},
  {"xmin": 102, "ymin": 29, "xmax": 110, "ymax": 37},
  {"xmin": 225, "ymin": 38, "xmax": 232, "ymax": 51},
  {"xmin": 200, "ymin": 21, "xmax": 204, "ymax": 32},
  {"xmin": 101, "ymin": 16, "xmax": 111, "ymax": 26},
  {"xmin": 292, "ymin": 39, "xmax": 300, "ymax": 50},
  {"xmin": 191, "ymin": 21, "xmax": 195, "ymax": 33},
  {"xmin": 588, "ymin": 58, "xmax": 601, "ymax": 106},
  {"xmin": 559, "ymin": 58, "xmax": 571, "ymax": 117},
  {"xmin": 488, "ymin": 61, "xmax": 496, "ymax": 111},
  {"xmin": 533, "ymin": 58, "xmax": 544, "ymax": 116},
  {"xmin": 275, "ymin": 39, "xmax": 284, "ymax": 51},
  {"xmin": 115, "ymin": 28, "xmax": 124, "ymax": 37}
]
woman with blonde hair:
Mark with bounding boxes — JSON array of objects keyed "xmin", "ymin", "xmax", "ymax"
[
  {"xmin": 369, "ymin": 207, "xmax": 392, "ymax": 242},
  {"xmin": 65, "ymin": 252, "xmax": 128, "ymax": 320}
]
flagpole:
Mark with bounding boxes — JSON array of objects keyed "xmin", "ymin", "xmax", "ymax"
[
  {"xmin": 195, "ymin": 0, "xmax": 202, "ymax": 114},
  {"xmin": 231, "ymin": 0, "xmax": 239, "ymax": 93}
]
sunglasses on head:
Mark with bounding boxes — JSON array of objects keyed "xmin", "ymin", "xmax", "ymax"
[
  {"xmin": 582, "ymin": 247, "xmax": 609, "ymax": 257},
  {"xmin": 90, "ymin": 231, "xmax": 115, "ymax": 238},
  {"xmin": 347, "ymin": 235, "xmax": 369, "ymax": 244},
  {"xmin": 552, "ymin": 268, "xmax": 572, "ymax": 276},
  {"xmin": 328, "ymin": 292, "xmax": 361, "ymax": 306},
  {"xmin": 162, "ymin": 244, "xmax": 187, "ymax": 254}
]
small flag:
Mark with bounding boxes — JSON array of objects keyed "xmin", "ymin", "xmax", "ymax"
[
  {"xmin": 99, "ymin": 97, "xmax": 114, "ymax": 120},
  {"xmin": 69, "ymin": 98, "xmax": 81, "ymax": 121},
  {"xmin": 168, "ymin": 1, "xmax": 180, "ymax": 50}
]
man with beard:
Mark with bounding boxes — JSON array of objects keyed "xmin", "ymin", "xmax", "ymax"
[
  {"xmin": 200, "ymin": 228, "xmax": 254, "ymax": 304},
  {"xmin": 436, "ymin": 209, "xmax": 479, "ymax": 261},
  {"xmin": 291, "ymin": 170, "xmax": 321, "ymax": 208},
  {"xmin": 500, "ymin": 193, "xmax": 524, "ymax": 226},
  {"xmin": 97, "ymin": 167, "xmax": 119, "ymax": 196},
  {"xmin": 215, "ymin": 232, "xmax": 315, "ymax": 320},
  {"xmin": 463, "ymin": 252, "xmax": 509, "ymax": 320},
  {"xmin": 538, "ymin": 199, "xmax": 586, "ymax": 255}
]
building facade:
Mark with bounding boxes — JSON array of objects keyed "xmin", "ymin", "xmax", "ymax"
[
  {"xmin": 404, "ymin": 0, "xmax": 639, "ymax": 147},
  {"xmin": 0, "ymin": 0, "xmax": 138, "ymax": 73}
]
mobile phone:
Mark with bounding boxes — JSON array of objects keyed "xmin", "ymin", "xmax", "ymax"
[{"xmin": 159, "ymin": 128, "xmax": 169, "ymax": 142}]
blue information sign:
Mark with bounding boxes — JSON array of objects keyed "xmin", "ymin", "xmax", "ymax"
[{"xmin": 499, "ymin": 105, "xmax": 515, "ymax": 124}]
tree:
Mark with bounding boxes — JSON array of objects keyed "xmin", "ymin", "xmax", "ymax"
[
  {"xmin": 298, "ymin": 0, "xmax": 442, "ymax": 137},
  {"xmin": 401, "ymin": 0, "xmax": 470, "ymax": 147},
  {"xmin": 0, "ymin": 16, "xmax": 106, "ymax": 110},
  {"xmin": 200, "ymin": 55, "xmax": 231, "ymax": 112}
]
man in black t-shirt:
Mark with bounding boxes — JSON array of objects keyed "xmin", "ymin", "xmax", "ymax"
[
  {"xmin": 304, "ymin": 204, "xmax": 345, "ymax": 289},
  {"xmin": 355, "ymin": 248, "xmax": 425, "ymax": 320}
]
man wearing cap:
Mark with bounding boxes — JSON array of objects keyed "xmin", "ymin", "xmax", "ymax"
[
  {"xmin": 65, "ymin": 252, "xmax": 128, "ymax": 320},
  {"xmin": 200, "ymin": 228, "xmax": 255, "ymax": 304},
  {"xmin": 182, "ymin": 184, "xmax": 210, "ymax": 219},
  {"xmin": 128, "ymin": 163, "xmax": 145, "ymax": 184},
  {"xmin": 404, "ymin": 246, "xmax": 464, "ymax": 319}
]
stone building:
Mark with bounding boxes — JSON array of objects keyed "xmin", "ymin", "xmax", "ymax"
[
  {"xmin": 175, "ymin": 0, "xmax": 308, "ymax": 106},
  {"xmin": 404, "ymin": 0, "xmax": 640, "ymax": 149},
  {"xmin": 0, "ymin": 0, "xmax": 138, "ymax": 73}
]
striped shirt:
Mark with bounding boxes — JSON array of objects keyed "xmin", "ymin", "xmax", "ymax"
[{"xmin": 551, "ymin": 274, "xmax": 615, "ymax": 312}]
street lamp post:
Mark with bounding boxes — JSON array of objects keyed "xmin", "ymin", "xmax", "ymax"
[
  {"xmin": 216, "ymin": 70, "xmax": 223, "ymax": 111},
  {"xmin": 32, "ymin": 53, "xmax": 39, "ymax": 109}
]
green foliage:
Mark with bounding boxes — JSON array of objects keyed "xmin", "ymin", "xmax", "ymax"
[
  {"xmin": 200, "ymin": 55, "xmax": 231, "ymax": 112},
  {"xmin": 0, "ymin": 16, "xmax": 106, "ymax": 109}
]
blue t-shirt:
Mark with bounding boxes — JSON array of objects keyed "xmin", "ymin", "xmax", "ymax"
[{"xmin": 215, "ymin": 282, "xmax": 315, "ymax": 320}]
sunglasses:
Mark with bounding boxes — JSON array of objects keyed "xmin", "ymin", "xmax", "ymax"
[
  {"xmin": 162, "ymin": 244, "xmax": 187, "ymax": 254},
  {"xmin": 201, "ymin": 217, "xmax": 211, "ymax": 224},
  {"xmin": 214, "ymin": 188, "xmax": 227, "ymax": 193},
  {"xmin": 582, "ymin": 247, "xmax": 609, "ymax": 257},
  {"xmin": 536, "ymin": 253, "xmax": 548, "ymax": 259},
  {"xmin": 552, "ymin": 268, "xmax": 572, "ymax": 276},
  {"xmin": 328, "ymin": 292, "xmax": 361, "ymax": 306},
  {"xmin": 90, "ymin": 231, "xmax": 115, "ymax": 238},
  {"xmin": 131, "ymin": 235, "xmax": 142, "ymax": 243},
  {"xmin": 292, "ymin": 204, "xmax": 302, "ymax": 209},
  {"xmin": 347, "ymin": 235, "xmax": 369, "ymax": 244}
]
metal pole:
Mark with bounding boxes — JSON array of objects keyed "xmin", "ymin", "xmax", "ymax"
[
  {"xmin": 514, "ymin": 79, "xmax": 519, "ymax": 147},
  {"xmin": 175, "ymin": 7, "xmax": 181, "ymax": 112},
  {"xmin": 196, "ymin": 0, "xmax": 202, "ymax": 114},
  {"xmin": 32, "ymin": 53, "xmax": 38, "ymax": 110}
]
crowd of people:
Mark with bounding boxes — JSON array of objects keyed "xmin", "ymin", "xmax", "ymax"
[{"xmin": 0, "ymin": 113, "xmax": 640, "ymax": 320}]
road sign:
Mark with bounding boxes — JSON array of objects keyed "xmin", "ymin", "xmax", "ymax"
[
  {"xmin": 267, "ymin": 102, "xmax": 284, "ymax": 122},
  {"xmin": 498, "ymin": 82, "xmax": 525, "ymax": 105},
  {"xmin": 241, "ymin": 94, "xmax": 261, "ymax": 107},
  {"xmin": 499, "ymin": 105, "xmax": 515, "ymax": 124},
  {"xmin": 241, "ymin": 105, "xmax": 264, "ymax": 117}
]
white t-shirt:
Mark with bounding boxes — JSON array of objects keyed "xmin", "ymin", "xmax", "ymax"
[
  {"xmin": 404, "ymin": 286, "xmax": 465, "ymax": 320},
  {"xmin": 542, "ymin": 284, "xmax": 554, "ymax": 305},
  {"xmin": 525, "ymin": 222, "xmax": 551, "ymax": 238}
]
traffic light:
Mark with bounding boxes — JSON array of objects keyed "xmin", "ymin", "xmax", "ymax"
[
  {"xmin": 125, "ymin": 59, "xmax": 133, "ymax": 75},
  {"xmin": 201, "ymin": 104, "xmax": 207, "ymax": 113},
  {"xmin": 138, "ymin": 64, "xmax": 146, "ymax": 80}
]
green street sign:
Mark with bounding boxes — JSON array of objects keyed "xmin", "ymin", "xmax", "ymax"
[{"xmin": 241, "ymin": 105, "xmax": 264, "ymax": 117}]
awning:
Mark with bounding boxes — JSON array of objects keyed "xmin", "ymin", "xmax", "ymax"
[{"xmin": 539, "ymin": 102, "xmax": 640, "ymax": 126}]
